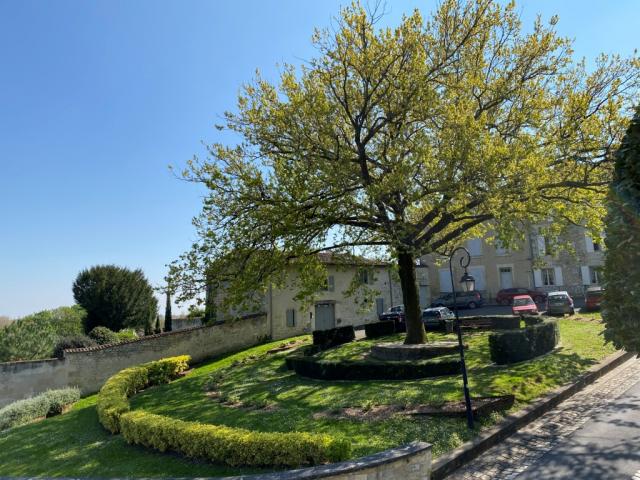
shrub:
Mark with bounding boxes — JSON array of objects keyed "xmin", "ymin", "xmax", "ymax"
[
  {"xmin": 364, "ymin": 321, "xmax": 396, "ymax": 338},
  {"xmin": 312, "ymin": 326, "xmax": 355, "ymax": 349},
  {"xmin": 286, "ymin": 355, "xmax": 461, "ymax": 380},
  {"xmin": 489, "ymin": 319, "xmax": 559, "ymax": 364},
  {"xmin": 0, "ymin": 388, "xmax": 80, "ymax": 431},
  {"xmin": 0, "ymin": 306, "xmax": 86, "ymax": 362},
  {"xmin": 116, "ymin": 328, "xmax": 138, "ymax": 342},
  {"xmin": 96, "ymin": 356, "xmax": 191, "ymax": 433},
  {"xmin": 53, "ymin": 335, "xmax": 97, "ymax": 358},
  {"xmin": 603, "ymin": 109, "xmax": 640, "ymax": 352},
  {"xmin": 120, "ymin": 410, "xmax": 350, "ymax": 467},
  {"xmin": 73, "ymin": 265, "xmax": 158, "ymax": 332},
  {"xmin": 88, "ymin": 326, "xmax": 119, "ymax": 345}
]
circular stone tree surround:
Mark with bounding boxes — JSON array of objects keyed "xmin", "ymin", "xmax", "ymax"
[{"xmin": 370, "ymin": 341, "xmax": 463, "ymax": 361}]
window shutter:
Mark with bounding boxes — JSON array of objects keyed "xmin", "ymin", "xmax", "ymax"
[
  {"xmin": 554, "ymin": 267, "xmax": 564, "ymax": 286},
  {"xmin": 537, "ymin": 236, "xmax": 546, "ymax": 256},
  {"xmin": 584, "ymin": 235, "xmax": 594, "ymax": 253},
  {"xmin": 327, "ymin": 275, "xmax": 335, "ymax": 292},
  {"xmin": 286, "ymin": 309, "xmax": 295, "ymax": 327},
  {"xmin": 580, "ymin": 266, "xmax": 591, "ymax": 285},
  {"xmin": 439, "ymin": 269, "xmax": 453, "ymax": 292},
  {"xmin": 533, "ymin": 269, "xmax": 543, "ymax": 287}
]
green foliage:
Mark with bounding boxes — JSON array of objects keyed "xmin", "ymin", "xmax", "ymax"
[
  {"xmin": 73, "ymin": 265, "xmax": 158, "ymax": 332},
  {"xmin": 115, "ymin": 328, "xmax": 138, "ymax": 342},
  {"xmin": 0, "ymin": 388, "xmax": 80, "ymax": 431},
  {"xmin": 364, "ymin": 321, "xmax": 396, "ymax": 338},
  {"xmin": 488, "ymin": 319, "xmax": 559, "ymax": 364},
  {"xmin": 170, "ymin": 0, "xmax": 640, "ymax": 344},
  {"xmin": 603, "ymin": 109, "xmax": 640, "ymax": 353},
  {"xmin": 0, "ymin": 323, "xmax": 617, "ymax": 477},
  {"xmin": 120, "ymin": 411, "xmax": 350, "ymax": 467},
  {"xmin": 187, "ymin": 306, "xmax": 205, "ymax": 319},
  {"xmin": 286, "ymin": 354, "xmax": 460, "ymax": 380},
  {"xmin": 311, "ymin": 326, "xmax": 355, "ymax": 348},
  {"xmin": 53, "ymin": 335, "xmax": 96, "ymax": 358},
  {"xmin": 154, "ymin": 315, "xmax": 161, "ymax": 335},
  {"xmin": 88, "ymin": 326, "xmax": 119, "ymax": 345},
  {"xmin": 96, "ymin": 356, "xmax": 191, "ymax": 433},
  {"xmin": 0, "ymin": 306, "xmax": 86, "ymax": 361}
]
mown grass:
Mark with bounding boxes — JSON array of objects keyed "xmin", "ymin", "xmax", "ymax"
[{"xmin": 0, "ymin": 315, "xmax": 615, "ymax": 477}]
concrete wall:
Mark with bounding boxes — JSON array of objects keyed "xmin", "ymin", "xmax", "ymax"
[{"xmin": 0, "ymin": 314, "xmax": 268, "ymax": 408}]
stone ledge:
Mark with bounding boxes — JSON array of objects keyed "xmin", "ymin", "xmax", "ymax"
[
  {"xmin": 430, "ymin": 349, "xmax": 634, "ymax": 480},
  {"xmin": 370, "ymin": 342, "xmax": 462, "ymax": 361}
]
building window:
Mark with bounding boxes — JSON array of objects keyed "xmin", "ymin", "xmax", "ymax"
[
  {"xmin": 541, "ymin": 268, "xmax": 555, "ymax": 286},
  {"xmin": 286, "ymin": 308, "xmax": 296, "ymax": 327},
  {"xmin": 467, "ymin": 238, "xmax": 482, "ymax": 256},
  {"xmin": 322, "ymin": 275, "xmax": 335, "ymax": 292},
  {"xmin": 593, "ymin": 241, "xmax": 602, "ymax": 252},
  {"xmin": 359, "ymin": 269, "xmax": 369, "ymax": 285},
  {"xmin": 590, "ymin": 267, "xmax": 602, "ymax": 284},
  {"xmin": 495, "ymin": 241, "xmax": 509, "ymax": 256}
]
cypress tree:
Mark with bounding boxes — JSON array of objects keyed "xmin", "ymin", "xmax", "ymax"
[
  {"xmin": 154, "ymin": 315, "xmax": 161, "ymax": 335},
  {"xmin": 164, "ymin": 287, "xmax": 173, "ymax": 332},
  {"xmin": 603, "ymin": 109, "xmax": 640, "ymax": 353}
]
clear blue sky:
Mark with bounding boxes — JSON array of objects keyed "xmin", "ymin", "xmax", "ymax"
[{"xmin": 0, "ymin": 0, "xmax": 637, "ymax": 318}]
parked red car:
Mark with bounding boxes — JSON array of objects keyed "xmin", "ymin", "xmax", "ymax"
[
  {"xmin": 585, "ymin": 287, "xmax": 604, "ymax": 311},
  {"xmin": 511, "ymin": 295, "xmax": 539, "ymax": 316},
  {"xmin": 497, "ymin": 288, "xmax": 547, "ymax": 305}
]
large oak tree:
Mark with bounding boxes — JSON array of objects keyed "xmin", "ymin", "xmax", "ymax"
[{"xmin": 172, "ymin": 0, "xmax": 639, "ymax": 343}]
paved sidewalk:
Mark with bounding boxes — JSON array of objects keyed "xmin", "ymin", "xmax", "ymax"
[{"xmin": 445, "ymin": 357, "xmax": 640, "ymax": 479}]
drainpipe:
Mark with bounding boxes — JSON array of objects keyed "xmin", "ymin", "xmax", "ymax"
[{"xmin": 269, "ymin": 283, "xmax": 274, "ymax": 339}]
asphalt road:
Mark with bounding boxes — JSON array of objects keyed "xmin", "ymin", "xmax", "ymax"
[{"xmin": 516, "ymin": 376, "xmax": 640, "ymax": 480}]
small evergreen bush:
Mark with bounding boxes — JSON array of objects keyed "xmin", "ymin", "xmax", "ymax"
[
  {"xmin": 115, "ymin": 329, "xmax": 138, "ymax": 342},
  {"xmin": 53, "ymin": 335, "xmax": 96, "ymax": 358},
  {"xmin": 0, "ymin": 388, "xmax": 80, "ymax": 431},
  {"xmin": 88, "ymin": 326, "xmax": 119, "ymax": 345}
]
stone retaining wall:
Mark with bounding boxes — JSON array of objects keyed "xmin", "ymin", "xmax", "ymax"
[{"xmin": 0, "ymin": 313, "xmax": 268, "ymax": 407}]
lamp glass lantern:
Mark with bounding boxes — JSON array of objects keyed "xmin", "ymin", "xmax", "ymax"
[{"xmin": 460, "ymin": 270, "xmax": 475, "ymax": 292}]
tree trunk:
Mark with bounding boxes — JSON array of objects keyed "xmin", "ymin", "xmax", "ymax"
[{"xmin": 397, "ymin": 250, "xmax": 426, "ymax": 344}]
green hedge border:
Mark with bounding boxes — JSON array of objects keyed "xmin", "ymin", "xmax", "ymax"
[
  {"xmin": 286, "ymin": 354, "xmax": 461, "ymax": 380},
  {"xmin": 96, "ymin": 355, "xmax": 350, "ymax": 467},
  {"xmin": 488, "ymin": 319, "xmax": 559, "ymax": 364}
]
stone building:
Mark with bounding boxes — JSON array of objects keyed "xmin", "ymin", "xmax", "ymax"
[
  {"xmin": 215, "ymin": 252, "xmax": 429, "ymax": 335},
  {"xmin": 420, "ymin": 225, "xmax": 605, "ymax": 303}
]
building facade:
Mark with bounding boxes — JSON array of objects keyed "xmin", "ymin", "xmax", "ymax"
[{"xmin": 421, "ymin": 225, "xmax": 605, "ymax": 303}]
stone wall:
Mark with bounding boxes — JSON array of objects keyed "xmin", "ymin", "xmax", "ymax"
[
  {"xmin": 220, "ymin": 441, "xmax": 432, "ymax": 480},
  {"xmin": 0, "ymin": 313, "xmax": 268, "ymax": 407}
]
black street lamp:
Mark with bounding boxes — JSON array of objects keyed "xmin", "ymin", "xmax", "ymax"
[{"xmin": 448, "ymin": 246, "xmax": 475, "ymax": 429}]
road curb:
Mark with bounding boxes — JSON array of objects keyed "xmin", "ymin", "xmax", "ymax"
[{"xmin": 431, "ymin": 349, "xmax": 635, "ymax": 480}]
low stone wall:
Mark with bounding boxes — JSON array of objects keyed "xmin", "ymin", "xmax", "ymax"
[
  {"xmin": 0, "ymin": 313, "xmax": 268, "ymax": 407},
  {"xmin": 221, "ymin": 441, "xmax": 432, "ymax": 480}
]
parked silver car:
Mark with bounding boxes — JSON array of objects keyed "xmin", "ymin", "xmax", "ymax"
[
  {"xmin": 546, "ymin": 291, "xmax": 575, "ymax": 315},
  {"xmin": 422, "ymin": 306, "xmax": 455, "ymax": 329}
]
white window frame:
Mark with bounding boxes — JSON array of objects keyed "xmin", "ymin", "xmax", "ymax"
[{"xmin": 541, "ymin": 268, "xmax": 555, "ymax": 286}]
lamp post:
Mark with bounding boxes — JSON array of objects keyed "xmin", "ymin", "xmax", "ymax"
[{"xmin": 449, "ymin": 246, "xmax": 475, "ymax": 430}]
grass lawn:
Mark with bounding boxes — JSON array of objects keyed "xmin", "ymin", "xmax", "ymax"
[{"xmin": 0, "ymin": 315, "xmax": 615, "ymax": 477}]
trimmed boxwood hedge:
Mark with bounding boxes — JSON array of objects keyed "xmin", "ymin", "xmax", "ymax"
[
  {"xmin": 97, "ymin": 355, "xmax": 191, "ymax": 434},
  {"xmin": 96, "ymin": 355, "xmax": 350, "ymax": 467},
  {"xmin": 286, "ymin": 355, "xmax": 461, "ymax": 380},
  {"xmin": 312, "ymin": 326, "xmax": 355, "ymax": 349},
  {"xmin": 120, "ymin": 411, "xmax": 349, "ymax": 467},
  {"xmin": 489, "ymin": 319, "xmax": 559, "ymax": 364},
  {"xmin": 364, "ymin": 321, "xmax": 396, "ymax": 338}
]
